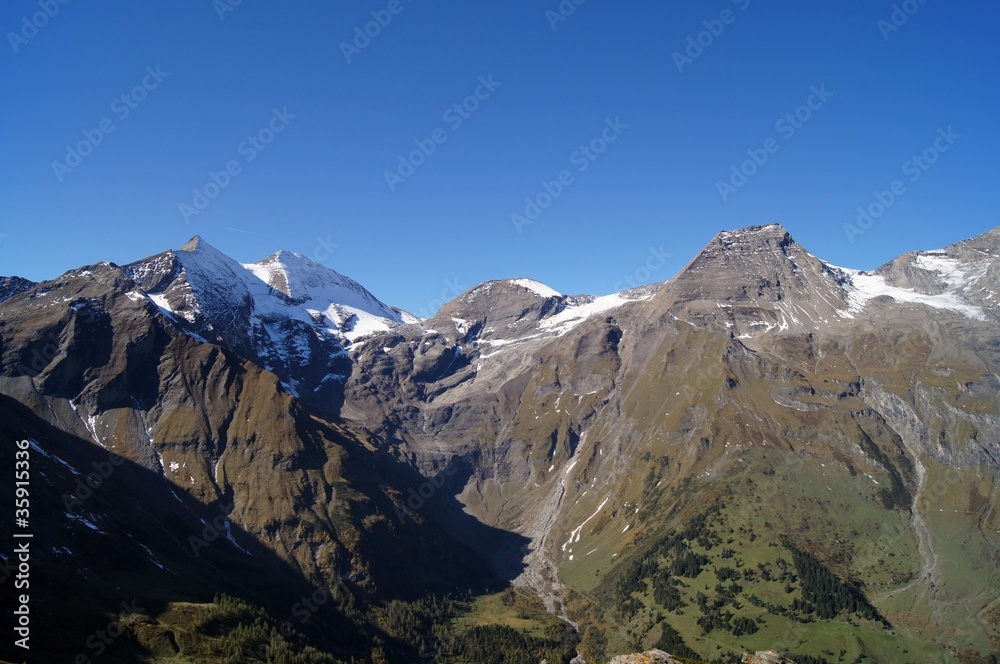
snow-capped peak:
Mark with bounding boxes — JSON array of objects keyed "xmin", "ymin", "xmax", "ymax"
[
  {"xmin": 244, "ymin": 250, "xmax": 405, "ymax": 324},
  {"xmin": 129, "ymin": 236, "xmax": 418, "ymax": 351},
  {"xmin": 505, "ymin": 278, "xmax": 562, "ymax": 299}
]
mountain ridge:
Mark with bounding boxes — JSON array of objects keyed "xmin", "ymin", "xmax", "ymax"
[
  {"xmin": 2, "ymin": 223, "xmax": 999, "ymax": 663},
  {"xmin": 5, "ymin": 223, "xmax": 998, "ymax": 332}
]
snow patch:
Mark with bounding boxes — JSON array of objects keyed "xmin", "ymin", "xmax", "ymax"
[
  {"xmin": 562, "ymin": 496, "xmax": 610, "ymax": 552},
  {"xmin": 28, "ymin": 439, "xmax": 80, "ymax": 476},
  {"xmin": 66, "ymin": 511, "xmax": 103, "ymax": 532},
  {"xmin": 507, "ymin": 278, "xmax": 562, "ymax": 298},
  {"xmin": 541, "ymin": 292, "xmax": 652, "ymax": 335},
  {"xmin": 843, "ymin": 269, "xmax": 986, "ymax": 320}
]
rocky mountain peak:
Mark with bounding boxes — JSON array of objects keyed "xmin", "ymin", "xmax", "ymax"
[
  {"xmin": 698, "ymin": 223, "xmax": 802, "ymax": 267},
  {"xmin": 0, "ymin": 275, "xmax": 35, "ymax": 305},
  {"xmin": 179, "ymin": 234, "xmax": 223, "ymax": 254},
  {"xmin": 244, "ymin": 250, "xmax": 405, "ymax": 325},
  {"xmin": 661, "ymin": 224, "xmax": 850, "ymax": 335},
  {"xmin": 672, "ymin": 223, "xmax": 810, "ymax": 289},
  {"xmin": 426, "ymin": 278, "xmax": 568, "ymax": 343},
  {"xmin": 716, "ymin": 222, "xmax": 792, "ymax": 244}
]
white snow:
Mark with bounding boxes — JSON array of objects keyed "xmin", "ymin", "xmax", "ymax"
[
  {"xmin": 154, "ymin": 449, "xmax": 167, "ymax": 476},
  {"xmin": 85, "ymin": 415, "xmax": 105, "ymax": 448},
  {"xmin": 68, "ymin": 401, "xmax": 101, "ymax": 447},
  {"xmin": 66, "ymin": 511, "xmax": 103, "ymax": 532},
  {"xmin": 137, "ymin": 542, "xmax": 167, "ymax": 570},
  {"xmin": 28, "ymin": 439, "xmax": 80, "ymax": 476},
  {"xmin": 147, "ymin": 293, "xmax": 197, "ymax": 323},
  {"xmin": 843, "ymin": 268, "xmax": 986, "ymax": 320},
  {"xmin": 477, "ymin": 334, "xmax": 543, "ymax": 358},
  {"xmin": 223, "ymin": 519, "xmax": 253, "ymax": 556},
  {"xmin": 562, "ymin": 495, "xmax": 610, "ymax": 552},
  {"xmin": 541, "ymin": 292, "xmax": 652, "ymax": 335},
  {"xmin": 914, "ymin": 253, "xmax": 990, "ymax": 290},
  {"xmin": 506, "ymin": 278, "xmax": 562, "ymax": 298},
  {"xmin": 243, "ymin": 250, "xmax": 405, "ymax": 343},
  {"xmin": 137, "ymin": 240, "xmax": 413, "ymax": 384}
]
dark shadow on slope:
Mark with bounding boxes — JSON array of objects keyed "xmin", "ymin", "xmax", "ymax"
[
  {"xmin": 0, "ymin": 394, "xmax": 492, "ymax": 663},
  {"xmin": 309, "ymin": 420, "xmax": 531, "ymax": 600}
]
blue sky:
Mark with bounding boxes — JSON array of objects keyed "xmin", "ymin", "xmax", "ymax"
[{"xmin": 2, "ymin": 0, "xmax": 997, "ymax": 315}]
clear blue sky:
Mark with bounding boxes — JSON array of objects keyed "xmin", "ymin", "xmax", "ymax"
[{"xmin": 2, "ymin": 0, "xmax": 997, "ymax": 315}]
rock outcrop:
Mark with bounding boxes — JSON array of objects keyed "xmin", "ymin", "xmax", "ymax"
[
  {"xmin": 742, "ymin": 651, "xmax": 797, "ymax": 664},
  {"xmin": 609, "ymin": 649, "xmax": 685, "ymax": 664}
]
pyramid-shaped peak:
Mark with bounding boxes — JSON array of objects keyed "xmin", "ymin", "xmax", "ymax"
[
  {"xmin": 665, "ymin": 222, "xmax": 843, "ymax": 309},
  {"xmin": 180, "ymin": 235, "xmax": 205, "ymax": 252},
  {"xmin": 695, "ymin": 224, "xmax": 804, "ymax": 265},
  {"xmin": 270, "ymin": 249, "xmax": 305, "ymax": 260},
  {"xmin": 716, "ymin": 223, "xmax": 792, "ymax": 244},
  {"xmin": 178, "ymin": 235, "xmax": 231, "ymax": 257},
  {"xmin": 244, "ymin": 251, "xmax": 401, "ymax": 322},
  {"xmin": 258, "ymin": 249, "xmax": 328, "ymax": 272}
]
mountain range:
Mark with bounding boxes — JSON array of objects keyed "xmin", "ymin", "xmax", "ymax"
[{"xmin": 2, "ymin": 223, "xmax": 998, "ymax": 663}]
